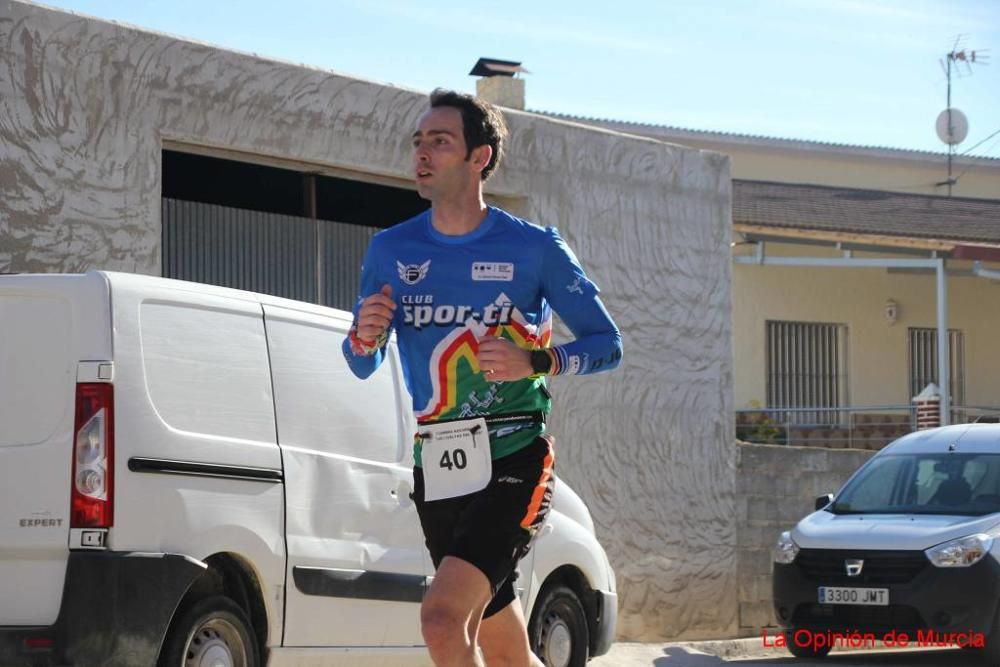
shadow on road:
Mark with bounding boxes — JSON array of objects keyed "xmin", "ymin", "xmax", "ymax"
[
  {"xmin": 653, "ymin": 647, "xmax": 727, "ymax": 665},
  {"xmin": 650, "ymin": 646, "xmax": 978, "ymax": 666}
]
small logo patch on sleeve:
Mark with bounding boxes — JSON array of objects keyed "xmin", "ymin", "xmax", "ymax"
[
  {"xmin": 471, "ymin": 262, "xmax": 514, "ymax": 281},
  {"xmin": 566, "ymin": 355, "xmax": 582, "ymax": 375}
]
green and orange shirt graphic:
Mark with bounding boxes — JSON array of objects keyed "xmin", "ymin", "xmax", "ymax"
[{"xmin": 343, "ymin": 207, "xmax": 622, "ymax": 465}]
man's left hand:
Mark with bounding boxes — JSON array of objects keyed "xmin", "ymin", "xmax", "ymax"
[{"xmin": 476, "ymin": 337, "xmax": 532, "ymax": 382}]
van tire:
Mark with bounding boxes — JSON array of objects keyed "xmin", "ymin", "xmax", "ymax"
[
  {"xmin": 529, "ymin": 584, "xmax": 589, "ymax": 667},
  {"xmin": 159, "ymin": 595, "xmax": 259, "ymax": 667}
]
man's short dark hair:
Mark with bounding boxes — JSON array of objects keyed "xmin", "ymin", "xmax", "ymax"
[{"xmin": 429, "ymin": 88, "xmax": 508, "ymax": 181}]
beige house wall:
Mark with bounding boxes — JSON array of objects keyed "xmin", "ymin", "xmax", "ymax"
[
  {"xmin": 587, "ymin": 120, "xmax": 1000, "ymax": 200},
  {"xmin": 680, "ymin": 141, "xmax": 998, "ymax": 199},
  {"xmin": 733, "ymin": 243, "xmax": 1000, "ymax": 411},
  {"xmin": 597, "ymin": 120, "xmax": 1000, "ymax": 411}
]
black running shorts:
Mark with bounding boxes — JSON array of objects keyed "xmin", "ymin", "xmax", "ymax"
[{"xmin": 413, "ymin": 435, "xmax": 555, "ymax": 619}]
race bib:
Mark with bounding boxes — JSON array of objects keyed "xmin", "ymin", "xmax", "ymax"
[{"xmin": 419, "ymin": 418, "xmax": 491, "ymax": 501}]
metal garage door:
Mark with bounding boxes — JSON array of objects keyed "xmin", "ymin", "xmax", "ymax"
[{"xmin": 162, "ymin": 198, "xmax": 378, "ymax": 311}]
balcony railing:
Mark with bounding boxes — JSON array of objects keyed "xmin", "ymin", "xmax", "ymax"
[{"xmin": 736, "ymin": 405, "xmax": 1000, "ymax": 450}]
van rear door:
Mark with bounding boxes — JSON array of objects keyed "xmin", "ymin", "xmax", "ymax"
[{"xmin": 0, "ymin": 273, "xmax": 112, "ymax": 625}]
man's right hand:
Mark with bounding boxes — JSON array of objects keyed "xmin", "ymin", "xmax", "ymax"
[{"xmin": 356, "ymin": 284, "xmax": 396, "ymax": 343}]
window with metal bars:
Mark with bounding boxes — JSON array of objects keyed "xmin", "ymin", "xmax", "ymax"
[
  {"xmin": 766, "ymin": 321, "xmax": 849, "ymax": 424},
  {"xmin": 907, "ymin": 328, "xmax": 965, "ymax": 405}
]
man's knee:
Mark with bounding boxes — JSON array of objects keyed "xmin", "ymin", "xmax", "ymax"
[{"xmin": 421, "ymin": 601, "xmax": 467, "ymax": 648}]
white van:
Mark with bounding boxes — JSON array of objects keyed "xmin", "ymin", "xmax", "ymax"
[{"xmin": 0, "ymin": 271, "xmax": 617, "ymax": 667}]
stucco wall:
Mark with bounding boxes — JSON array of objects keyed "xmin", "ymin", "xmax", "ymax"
[
  {"xmin": 732, "ymin": 243, "xmax": 1000, "ymax": 411},
  {"xmin": 0, "ymin": 0, "xmax": 736, "ymax": 641}
]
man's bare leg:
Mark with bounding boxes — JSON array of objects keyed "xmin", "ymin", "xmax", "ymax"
[
  {"xmin": 478, "ymin": 599, "xmax": 544, "ymax": 667},
  {"xmin": 422, "ymin": 556, "xmax": 492, "ymax": 667}
]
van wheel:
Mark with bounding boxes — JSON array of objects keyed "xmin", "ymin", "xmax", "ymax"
[
  {"xmin": 529, "ymin": 585, "xmax": 589, "ymax": 667},
  {"xmin": 159, "ymin": 595, "xmax": 259, "ymax": 667},
  {"xmin": 784, "ymin": 629, "xmax": 832, "ymax": 659}
]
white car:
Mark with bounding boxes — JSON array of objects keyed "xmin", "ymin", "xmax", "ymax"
[{"xmin": 0, "ymin": 271, "xmax": 616, "ymax": 667}]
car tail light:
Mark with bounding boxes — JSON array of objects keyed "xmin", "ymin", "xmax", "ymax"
[{"xmin": 71, "ymin": 383, "xmax": 114, "ymax": 528}]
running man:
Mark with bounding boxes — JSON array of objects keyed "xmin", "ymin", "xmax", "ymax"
[{"xmin": 343, "ymin": 89, "xmax": 622, "ymax": 667}]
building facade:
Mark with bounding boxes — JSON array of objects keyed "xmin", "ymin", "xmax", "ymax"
[{"xmin": 1, "ymin": 0, "xmax": 736, "ymax": 642}]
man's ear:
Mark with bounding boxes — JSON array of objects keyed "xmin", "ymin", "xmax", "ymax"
[{"xmin": 469, "ymin": 144, "xmax": 493, "ymax": 175}]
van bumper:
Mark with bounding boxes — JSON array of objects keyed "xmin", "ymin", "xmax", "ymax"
[
  {"xmin": 0, "ymin": 551, "xmax": 206, "ymax": 667},
  {"xmin": 591, "ymin": 590, "xmax": 618, "ymax": 657}
]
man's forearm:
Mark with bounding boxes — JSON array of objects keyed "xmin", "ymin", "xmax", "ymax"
[{"xmin": 547, "ymin": 330, "xmax": 623, "ymax": 376}]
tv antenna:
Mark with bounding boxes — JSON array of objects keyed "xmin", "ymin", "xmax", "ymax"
[{"xmin": 935, "ymin": 36, "xmax": 989, "ymax": 196}]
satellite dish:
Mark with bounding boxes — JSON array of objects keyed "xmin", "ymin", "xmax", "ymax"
[{"xmin": 936, "ymin": 108, "xmax": 969, "ymax": 145}]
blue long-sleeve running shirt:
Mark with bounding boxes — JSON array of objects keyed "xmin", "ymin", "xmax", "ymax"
[{"xmin": 343, "ymin": 207, "xmax": 622, "ymax": 464}]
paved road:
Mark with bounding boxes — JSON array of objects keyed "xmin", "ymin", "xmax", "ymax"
[{"xmin": 589, "ymin": 643, "xmax": 980, "ymax": 666}]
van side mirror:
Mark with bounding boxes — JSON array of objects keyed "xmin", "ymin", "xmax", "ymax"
[{"xmin": 815, "ymin": 494, "xmax": 834, "ymax": 511}]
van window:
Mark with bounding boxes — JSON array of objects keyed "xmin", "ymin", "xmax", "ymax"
[
  {"xmin": 140, "ymin": 302, "xmax": 275, "ymax": 443},
  {"xmin": 265, "ymin": 317, "xmax": 401, "ymax": 463}
]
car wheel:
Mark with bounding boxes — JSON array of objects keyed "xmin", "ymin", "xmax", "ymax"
[
  {"xmin": 159, "ymin": 595, "xmax": 259, "ymax": 667},
  {"xmin": 784, "ymin": 629, "xmax": 832, "ymax": 659},
  {"xmin": 983, "ymin": 607, "xmax": 1000, "ymax": 664},
  {"xmin": 529, "ymin": 584, "xmax": 589, "ymax": 667}
]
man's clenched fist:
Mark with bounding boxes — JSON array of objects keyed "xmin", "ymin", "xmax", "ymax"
[{"xmin": 356, "ymin": 284, "xmax": 396, "ymax": 343}]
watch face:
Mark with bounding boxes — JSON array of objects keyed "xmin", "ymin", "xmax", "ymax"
[{"xmin": 532, "ymin": 350, "xmax": 552, "ymax": 374}]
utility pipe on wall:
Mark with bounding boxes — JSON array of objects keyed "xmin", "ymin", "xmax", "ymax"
[{"xmin": 936, "ymin": 260, "xmax": 950, "ymax": 426}]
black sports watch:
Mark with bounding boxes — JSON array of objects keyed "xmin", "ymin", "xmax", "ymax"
[{"xmin": 530, "ymin": 349, "xmax": 553, "ymax": 376}]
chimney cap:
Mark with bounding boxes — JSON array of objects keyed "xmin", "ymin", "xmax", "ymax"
[{"xmin": 469, "ymin": 57, "xmax": 530, "ymax": 78}]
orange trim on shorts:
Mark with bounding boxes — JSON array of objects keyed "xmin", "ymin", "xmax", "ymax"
[{"xmin": 520, "ymin": 439, "xmax": 555, "ymax": 530}]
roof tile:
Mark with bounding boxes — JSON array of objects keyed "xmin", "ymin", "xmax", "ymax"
[{"xmin": 734, "ymin": 180, "xmax": 1000, "ymax": 245}]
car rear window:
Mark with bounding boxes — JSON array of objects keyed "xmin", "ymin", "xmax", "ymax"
[{"xmin": 832, "ymin": 453, "xmax": 1000, "ymax": 516}]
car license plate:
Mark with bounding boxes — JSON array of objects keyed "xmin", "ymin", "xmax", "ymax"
[{"xmin": 818, "ymin": 586, "xmax": 889, "ymax": 606}]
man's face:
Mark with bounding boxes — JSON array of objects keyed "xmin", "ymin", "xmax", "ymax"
[{"xmin": 412, "ymin": 106, "xmax": 485, "ymax": 201}]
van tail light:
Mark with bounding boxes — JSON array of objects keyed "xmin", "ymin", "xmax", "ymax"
[{"xmin": 71, "ymin": 383, "xmax": 114, "ymax": 528}]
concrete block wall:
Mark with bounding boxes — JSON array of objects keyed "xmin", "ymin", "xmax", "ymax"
[{"xmin": 735, "ymin": 442, "xmax": 876, "ymax": 635}]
